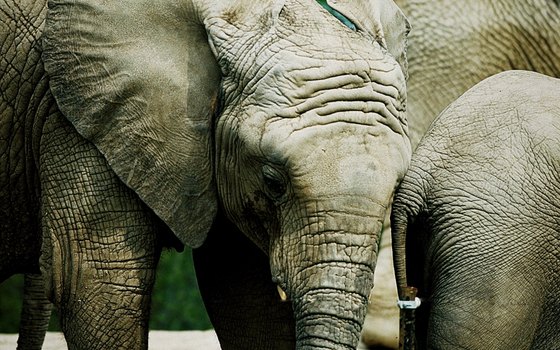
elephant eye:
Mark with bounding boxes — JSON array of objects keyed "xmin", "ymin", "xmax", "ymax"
[{"xmin": 262, "ymin": 165, "xmax": 288, "ymax": 200}]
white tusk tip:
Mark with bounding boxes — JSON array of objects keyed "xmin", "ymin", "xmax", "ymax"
[{"xmin": 277, "ymin": 285, "xmax": 288, "ymax": 302}]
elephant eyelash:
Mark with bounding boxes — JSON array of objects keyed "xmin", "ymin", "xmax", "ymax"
[{"xmin": 262, "ymin": 164, "xmax": 288, "ymax": 201}]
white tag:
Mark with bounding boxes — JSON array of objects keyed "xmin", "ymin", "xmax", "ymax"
[{"xmin": 397, "ymin": 297, "xmax": 421, "ymax": 310}]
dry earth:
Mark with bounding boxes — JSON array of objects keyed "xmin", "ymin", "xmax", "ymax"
[
  {"xmin": 0, "ymin": 331, "xmax": 221, "ymax": 350},
  {"xmin": 0, "ymin": 331, "xmax": 372, "ymax": 349}
]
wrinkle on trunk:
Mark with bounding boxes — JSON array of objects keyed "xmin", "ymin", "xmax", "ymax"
[
  {"xmin": 270, "ymin": 206, "xmax": 385, "ymax": 349},
  {"xmin": 294, "ymin": 288, "xmax": 369, "ymax": 349}
]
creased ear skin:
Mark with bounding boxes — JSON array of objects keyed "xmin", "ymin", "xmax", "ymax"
[
  {"xmin": 43, "ymin": 0, "xmax": 221, "ymax": 248},
  {"xmin": 327, "ymin": 0, "xmax": 410, "ymax": 76}
]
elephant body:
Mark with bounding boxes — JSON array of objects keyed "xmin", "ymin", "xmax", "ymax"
[
  {"xmin": 394, "ymin": 0, "xmax": 560, "ymax": 147},
  {"xmin": 2, "ymin": 3, "xmax": 165, "ymax": 348},
  {"xmin": 364, "ymin": 2, "xmax": 560, "ymax": 347},
  {"xmin": 392, "ymin": 70, "xmax": 560, "ymax": 349},
  {"xmin": 1, "ymin": 0, "xmax": 412, "ymax": 349},
  {"xmin": 0, "ymin": 0, "xmax": 45, "ymax": 283}
]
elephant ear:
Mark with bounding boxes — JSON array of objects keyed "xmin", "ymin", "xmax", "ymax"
[
  {"xmin": 43, "ymin": 0, "xmax": 221, "ymax": 247},
  {"xmin": 327, "ymin": 0, "xmax": 410, "ymax": 75}
]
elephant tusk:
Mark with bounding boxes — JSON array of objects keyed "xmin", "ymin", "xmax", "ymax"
[{"xmin": 277, "ymin": 285, "xmax": 288, "ymax": 302}]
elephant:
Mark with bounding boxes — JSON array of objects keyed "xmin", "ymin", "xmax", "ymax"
[
  {"xmin": 0, "ymin": 0, "xmax": 412, "ymax": 349},
  {"xmin": 393, "ymin": 0, "xmax": 560, "ymax": 147},
  {"xmin": 363, "ymin": 2, "xmax": 560, "ymax": 346},
  {"xmin": 1, "ymin": 2, "xmax": 54, "ymax": 348},
  {"xmin": 391, "ymin": 70, "xmax": 560, "ymax": 349}
]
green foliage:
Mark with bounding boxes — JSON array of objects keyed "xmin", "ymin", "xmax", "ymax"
[
  {"xmin": 0, "ymin": 275, "xmax": 24, "ymax": 332},
  {"xmin": 150, "ymin": 248, "xmax": 212, "ymax": 330},
  {"xmin": 0, "ymin": 249, "xmax": 211, "ymax": 332},
  {"xmin": 0, "ymin": 275, "xmax": 60, "ymax": 332}
]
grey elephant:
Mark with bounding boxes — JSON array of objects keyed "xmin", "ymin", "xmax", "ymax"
[
  {"xmin": 392, "ymin": 70, "xmax": 560, "ymax": 349},
  {"xmin": 394, "ymin": 0, "xmax": 560, "ymax": 147},
  {"xmin": 1, "ymin": 0, "xmax": 412, "ymax": 349},
  {"xmin": 364, "ymin": 2, "xmax": 560, "ymax": 347},
  {"xmin": 16, "ymin": 274, "xmax": 53, "ymax": 349}
]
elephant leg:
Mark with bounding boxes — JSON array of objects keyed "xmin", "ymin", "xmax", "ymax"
[
  {"xmin": 16, "ymin": 273, "xmax": 52, "ymax": 350},
  {"xmin": 39, "ymin": 110, "xmax": 160, "ymax": 350},
  {"xmin": 193, "ymin": 214, "xmax": 295, "ymax": 350}
]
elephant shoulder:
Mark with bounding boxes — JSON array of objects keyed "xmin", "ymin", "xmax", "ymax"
[
  {"xmin": 436, "ymin": 71, "xmax": 560, "ymax": 139},
  {"xmin": 485, "ymin": 71, "xmax": 560, "ymax": 162}
]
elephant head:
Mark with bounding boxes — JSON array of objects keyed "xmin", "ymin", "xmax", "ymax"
[{"xmin": 43, "ymin": 0, "xmax": 410, "ymax": 348}]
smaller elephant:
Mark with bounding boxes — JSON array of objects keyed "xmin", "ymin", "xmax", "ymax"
[{"xmin": 391, "ymin": 70, "xmax": 560, "ymax": 349}]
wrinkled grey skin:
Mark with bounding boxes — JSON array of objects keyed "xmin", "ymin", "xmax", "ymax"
[
  {"xmin": 392, "ymin": 71, "xmax": 560, "ymax": 349},
  {"xmin": 17, "ymin": 274, "xmax": 52, "ymax": 349},
  {"xmin": 0, "ymin": 2, "xmax": 53, "ymax": 348},
  {"xmin": 365, "ymin": 3, "xmax": 560, "ymax": 347},
  {"xmin": 1, "ymin": 0, "xmax": 411, "ymax": 349},
  {"xmin": 394, "ymin": 0, "xmax": 560, "ymax": 147}
]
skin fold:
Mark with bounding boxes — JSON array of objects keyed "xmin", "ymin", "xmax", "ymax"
[
  {"xmin": 392, "ymin": 71, "xmax": 560, "ymax": 349},
  {"xmin": 1, "ymin": 0, "xmax": 411, "ymax": 349}
]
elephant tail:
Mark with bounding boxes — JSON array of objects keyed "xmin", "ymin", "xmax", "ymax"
[{"xmin": 391, "ymin": 167, "xmax": 428, "ymax": 350}]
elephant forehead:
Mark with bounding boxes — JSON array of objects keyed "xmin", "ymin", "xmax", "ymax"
[
  {"xmin": 241, "ymin": 32, "xmax": 399, "ymax": 93},
  {"xmin": 251, "ymin": 51, "xmax": 399, "ymax": 98},
  {"xmin": 211, "ymin": 0, "xmax": 405, "ymax": 98},
  {"xmin": 227, "ymin": 53, "xmax": 408, "ymax": 162},
  {"xmin": 232, "ymin": 49, "xmax": 407, "ymax": 141}
]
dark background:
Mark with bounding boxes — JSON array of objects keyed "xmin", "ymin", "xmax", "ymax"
[{"xmin": 0, "ymin": 249, "xmax": 212, "ymax": 332}]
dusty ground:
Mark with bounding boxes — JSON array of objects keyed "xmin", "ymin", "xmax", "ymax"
[
  {"xmin": 0, "ymin": 332, "xmax": 373, "ymax": 349},
  {"xmin": 0, "ymin": 331, "xmax": 378, "ymax": 349},
  {"xmin": 0, "ymin": 331, "xmax": 221, "ymax": 350}
]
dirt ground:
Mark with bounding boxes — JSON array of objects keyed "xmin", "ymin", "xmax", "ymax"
[
  {"xmin": 0, "ymin": 331, "xmax": 221, "ymax": 350},
  {"xmin": 0, "ymin": 331, "xmax": 373, "ymax": 349}
]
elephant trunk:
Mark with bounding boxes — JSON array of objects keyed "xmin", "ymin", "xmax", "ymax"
[
  {"xmin": 271, "ymin": 201, "xmax": 385, "ymax": 349},
  {"xmin": 293, "ymin": 276, "xmax": 372, "ymax": 349}
]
